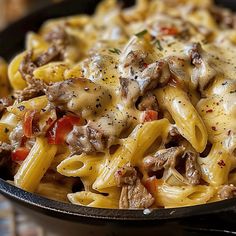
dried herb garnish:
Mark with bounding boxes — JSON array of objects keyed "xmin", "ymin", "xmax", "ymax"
[
  {"xmin": 135, "ymin": 29, "xmax": 148, "ymax": 37},
  {"xmin": 153, "ymin": 39, "xmax": 163, "ymax": 51},
  {"xmin": 109, "ymin": 48, "xmax": 121, "ymax": 55}
]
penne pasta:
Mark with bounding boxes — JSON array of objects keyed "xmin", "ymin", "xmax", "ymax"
[
  {"xmin": 33, "ymin": 62, "xmax": 70, "ymax": 83},
  {"xmin": 14, "ymin": 137, "xmax": 57, "ymax": 192},
  {"xmin": 1, "ymin": 0, "xmax": 236, "ymax": 210},
  {"xmin": 198, "ymin": 142, "xmax": 232, "ymax": 186},
  {"xmin": 8, "ymin": 52, "xmax": 27, "ymax": 90},
  {"xmin": 156, "ymin": 183, "xmax": 216, "ymax": 208},
  {"xmin": 36, "ymin": 182, "xmax": 70, "ymax": 202},
  {"xmin": 7, "ymin": 96, "xmax": 48, "ymax": 117},
  {"xmin": 155, "ymin": 86, "xmax": 208, "ymax": 153},
  {"xmin": 0, "ymin": 123, "xmax": 12, "ymax": 142},
  {"xmin": 93, "ymin": 119, "xmax": 170, "ymax": 190},
  {"xmin": 26, "ymin": 32, "xmax": 49, "ymax": 52},
  {"xmin": 68, "ymin": 188, "xmax": 119, "ymax": 208}
]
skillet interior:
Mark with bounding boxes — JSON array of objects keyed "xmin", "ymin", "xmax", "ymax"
[{"xmin": 0, "ymin": 0, "xmax": 236, "ymax": 222}]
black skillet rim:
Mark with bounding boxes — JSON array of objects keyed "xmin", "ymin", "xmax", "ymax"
[
  {"xmin": 0, "ymin": 0, "xmax": 236, "ymax": 222},
  {"xmin": 1, "ymin": 178, "xmax": 236, "ymax": 222}
]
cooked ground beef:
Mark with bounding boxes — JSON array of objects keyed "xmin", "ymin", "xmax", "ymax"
[
  {"xmin": 66, "ymin": 124, "xmax": 114, "ymax": 154},
  {"xmin": 45, "ymin": 78, "xmax": 76, "ymax": 105},
  {"xmin": 119, "ymin": 178, "xmax": 154, "ymax": 209},
  {"xmin": 17, "ymin": 42, "xmax": 65, "ymax": 102},
  {"xmin": 119, "ymin": 37, "xmax": 171, "ymax": 105},
  {"xmin": 185, "ymin": 151, "xmax": 201, "ymax": 185},
  {"xmin": 137, "ymin": 93, "xmax": 159, "ymax": 111},
  {"xmin": 188, "ymin": 42, "xmax": 202, "ymax": 66},
  {"xmin": 143, "ymin": 146, "xmax": 185, "ymax": 172},
  {"xmin": 123, "ymin": 49, "xmax": 148, "ymax": 69},
  {"xmin": 165, "ymin": 126, "xmax": 183, "ymax": 148},
  {"xmin": 139, "ymin": 60, "xmax": 171, "ymax": 90},
  {"xmin": 0, "ymin": 96, "xmax": 14, "ymax": 115},
  {"xmin": 119, "ymin": 77, "xmax": 140, "ymax": 101},
  {"xmin": 211, "ymin": 6, "xmax": 236, "ymax": 29},
  {"xmin": 218, "ymin": 185, "xmax": 236, "ymax": 200},
  {"xmin": 45, "ymin": 78, "xmax": 111, "ymax": 118},
  {"xmin": 168, "ymin": 125, "xmax": 181, "ymax": 138},
  {"xmin": 116, "ymin": 164, "xmax": 154, "ymax": 209},
  {"xmin": 44, "ymin": 26, "xmax": 69, "ymax": 45},
  {"xmin": 185, "ymin": 42, "xmax": 217, "ymax": 92},
  {"xmin": 19, "ymin": 44, "xmax": 64, "ymax": 81},
  {"xmin": 9, "ymin": 124, "xmax": 24, "ymax": 149},
  {"xmin": 114, "ymin": 164, "xmax": 137, "ymax": 187},
  {"xmin": 14, "ymin": 78, "xmax": 45, "ymax": 102},
  {"xmin": 0, "ymin": 142, "xmax": 13, "ymax": 168},
  {"xmin": 34, "ymin": 44, "xmax": 64, "ymax": 67},
  {"xmin": 119, "ymin": 60, "xmax": 170, "ymax": 104},
  {"xmin": 18, "ymin": 50, "xmax": 37, "ymax": 81}
]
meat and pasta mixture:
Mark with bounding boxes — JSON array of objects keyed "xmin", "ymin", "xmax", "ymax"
[{"xmin": 0, "ymin": 0, "xmax": 236, "ymax": 209}]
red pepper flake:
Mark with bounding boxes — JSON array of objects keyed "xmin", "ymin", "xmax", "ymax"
[
  {"xmin": 206, "ymin": 109, "xmax": 213, "ymax": 113},
  {"xmin": 211, "ymin": 126, "xmax": 217, "ymax": 131},
  {"xmin": 143, "ymin": 63, "xmax": 148, "ymax": 68},
  {"xmin": 217, "ymin": 160, "xmax": 226, "ymax": 168}
]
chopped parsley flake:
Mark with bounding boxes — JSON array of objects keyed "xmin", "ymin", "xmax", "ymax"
[
  {"xmin": 109, "ymin": 48, "xmax": 121, "ymax": 55},
  {"xmin": 153, "ymin": 39, "xmax": 163, "ymax": 51},
  {"xmin": 135, "ymin": 29, "xmax": 148, "ymax": 38}
]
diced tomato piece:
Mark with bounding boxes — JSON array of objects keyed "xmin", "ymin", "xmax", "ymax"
[
  {"xmin": 142, "ymin": 110, "xmax": 158, "ymax": 122},
  {"xmin": 145, "ymin": 177, "xmax": 158, "ymax": 195},
  {"xmin": 11, "ymin": 147, "xmax": 30, "ymax": 162},
  {"xmin": 47, "ymin": 115, "xmax": 81, "ymax": 145},
  {"xmin": 160, "ymin": 27, "xmax": 178, "ymax": 36},
  {"xmin": 23, "ymin": 110, "xmax": 37, "ymax": 138}
]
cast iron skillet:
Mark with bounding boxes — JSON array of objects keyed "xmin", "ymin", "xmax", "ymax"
[{"xmin": 0, "ymin": 0, "xmax": 236, "ymax": 234}]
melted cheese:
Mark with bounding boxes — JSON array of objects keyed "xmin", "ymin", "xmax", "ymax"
[{"xmin": 4, "ymin": 0, "xmax": 236, "ymax": 209}]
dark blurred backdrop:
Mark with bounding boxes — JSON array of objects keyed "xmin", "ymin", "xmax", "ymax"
[{"xmin": 0, "ymin": 0, "xmax": 64, "ymax": 30}]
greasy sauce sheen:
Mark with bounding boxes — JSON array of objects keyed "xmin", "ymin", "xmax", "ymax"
[{"xmin": 0, "ymin": 0, "xmax": 236, "ymax": 209}]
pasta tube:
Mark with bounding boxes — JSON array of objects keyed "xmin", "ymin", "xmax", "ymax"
[
  {"xmin": 93, "ymin": 118, "xmax": 170, "ymax": 190},
  {"xmin": 14, "ymin": 137, "xmax": 57, "ymax": 192},
  {"xmin": 198, "ymin": 142, "xmax": 231, "ymax": 186},
  {"xmin": 8, "ymin": 52, "xmax": 27, "ymax": 90},
  {"xmin": 7, "ymin": 96, "xmax": 48, "ymax": 117},
  {"xmin": 155, "ymin": 86, "xmax": 208, "ymax": 152}
]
